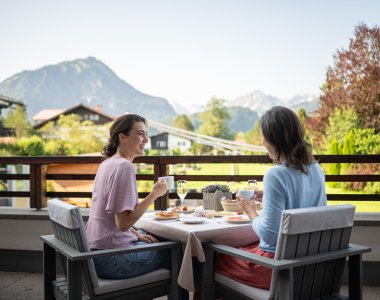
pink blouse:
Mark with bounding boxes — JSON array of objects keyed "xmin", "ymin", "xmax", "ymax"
[{"xmin": 86, "ymin": 157, "xmax": 138, "ymax": 249}]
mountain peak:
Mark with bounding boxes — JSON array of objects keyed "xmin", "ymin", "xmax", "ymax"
[
  {"xmin": 0, "ymin": 58, "xmax": 176, "ymax": 121},
  {"xmin": 228, "ymin": 90, "xmax": 319, "ymax": 115}
]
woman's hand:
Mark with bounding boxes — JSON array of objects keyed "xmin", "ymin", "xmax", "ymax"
[
  {"xmin": 254, "ymin": 190, "xmax": 263, "ymax": 202},
  {"xmin": 131, "ymin": 228, "xmax": 159, "ymax": 243},
  {"xmin": 151, "ymin": 179, "xmax": 168, "ymax": 198},
  {"xmin": 236, "ymin": 195, "xmax": 258, "ymax": 220},
  {"xmin": 136, "ymin": 232, "xmax": 159, "ymax": 243}
]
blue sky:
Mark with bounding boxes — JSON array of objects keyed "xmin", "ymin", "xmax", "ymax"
[{"xmin": 0, "ymin": 0, "xmax": 379, "ymax": 106}]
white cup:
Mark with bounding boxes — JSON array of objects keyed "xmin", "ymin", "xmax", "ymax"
[
  {"xmin": 158, "ymin": 176, "xmax": 174, "ymax": 190},
  {"xmin": 237, "ymin": 189, "xmax": 255, "ymax": 200}
]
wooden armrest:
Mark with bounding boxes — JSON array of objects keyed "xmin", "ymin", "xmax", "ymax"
[
  {"xmin": 205, "ymin": 243, "xmax": 371, "ymax": 270},
  {"xmin": 41, "ymin": 234, "xmax": 180, "ymax": 261}
]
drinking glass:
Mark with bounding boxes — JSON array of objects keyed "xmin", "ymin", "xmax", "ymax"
[
  {"xmin": 248, "ymin": 179, "xmax": 262, "ymax": 209},
  {"xmin": 177, "ymin": 180, "xmax": 188, "ymax": 206},
  {"xmin": 247, "ymin": 179, "xmax": 258, "ymax": 191}
]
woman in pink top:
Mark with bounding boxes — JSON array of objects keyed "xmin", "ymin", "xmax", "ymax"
[{"xmin": 86, "ymin": 113, "xmax": 169, "ymax": 279}]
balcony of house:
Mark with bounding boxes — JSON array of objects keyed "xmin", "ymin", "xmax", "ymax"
[{"xmin": 0, "ymin": 154, "xmax": 379, "ymax": 297}]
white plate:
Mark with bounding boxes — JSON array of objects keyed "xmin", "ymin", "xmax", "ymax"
[
  {"xmin": 154, "ymin": 216, "xmax": 180, "ymax": 221},
  {"xmin": 214, "ymin": 211, "xmax": 234, "ymax": 218},
  {"xmin": 223, "ymin": 217, "xmax": 251, "ymax": 224},
  {"xmin": 181, "ymin": 217, "xmax": 206, "ymax": 224},
  {"xmin": 154, "ymin": 213, "xmax": 180, "ymax": 221}
]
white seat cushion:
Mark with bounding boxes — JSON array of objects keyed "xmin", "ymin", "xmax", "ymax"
[
  {"xmin": 215, "ymin": 273, "xmax": 270, "ymax": 300},
  {"xmin": 94, "ymin": 268, "xmax": 171, "ymax": 295}
]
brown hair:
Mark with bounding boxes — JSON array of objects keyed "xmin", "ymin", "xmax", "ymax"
[
  {"xmin": 102, "ymin": 114, "xmax": 147, "ymax": 157},
  {"xmin": 259, "ymin": 106, "xmax": 313, "ymax": 174}
]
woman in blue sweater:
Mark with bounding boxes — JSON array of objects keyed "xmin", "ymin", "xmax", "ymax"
[{"xmin": 216, "ymin": 106, "xmax": 327, "ymax": 289}]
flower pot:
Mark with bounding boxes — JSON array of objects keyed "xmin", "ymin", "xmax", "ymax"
[{"xmin": 203, "ymin": 191, "xmax": 232, "ymax": 211}]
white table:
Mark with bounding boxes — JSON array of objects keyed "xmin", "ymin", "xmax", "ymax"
[{"xmin": 135, "ymin": 213, "xmax": 259, "ymax": 292}]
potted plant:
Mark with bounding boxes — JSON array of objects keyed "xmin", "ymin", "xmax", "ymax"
[{"xmin": 202, "ymin": 184, "xmax": 232, "ymax": 211}]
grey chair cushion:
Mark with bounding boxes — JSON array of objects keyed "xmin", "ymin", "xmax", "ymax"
[
  {"xmin": 215, "ymin": 273, "xmax": 270, "ymax": 300},
  {"xmin": 94, "ymin": 268, "xmax": 170, "ymax": 295},
  {"xmin": 280, "ymin": 204, "xmax": 355, "ymax": 235},
  {"xmin": 48, "ymin": 198, "xmax": 82, "ymax": 229}
]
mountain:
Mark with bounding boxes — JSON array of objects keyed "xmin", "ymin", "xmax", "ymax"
[
  {"xmin": 228, "ymin": 90, "xmax": 283, "ymax": 116},
  {"xmin": 171, "ymin": 101, "xmax": 205, "ymax": 115},
  {"xmin": 0, "ymin": 57, "xmax": 176, "ymax": 121},
  {"xmin": 228, "ymin": 90, "xmax": 320, "ymax": 115},
  {"xmin": 187, "ymin": 106, "xmax": 259, "ymax": 135},
  {"xmin": 289, "ymin": 99, "xmax": 320, "ymax": 113},
  {"xmin": 226, "ymin": 106, "xmax": 259, "ymax": 133}
]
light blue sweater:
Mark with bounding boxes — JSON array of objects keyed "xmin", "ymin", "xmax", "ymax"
[{"xmin": 252, "ymin": 162, "xmax": 327, "ymax": 253}]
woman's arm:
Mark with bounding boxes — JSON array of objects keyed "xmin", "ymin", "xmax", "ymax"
[
  {"xmin": 252, "ymin": 169, "xmax": 286, "ymax": 245},
  {"xmin": 115, "ymin": 179, "xmax": 167, "ymax": 231}
]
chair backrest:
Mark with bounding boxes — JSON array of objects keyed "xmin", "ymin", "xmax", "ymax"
[
  {"xmin": 269, "ymin": 204, "xmax": 355, "ymax": 299},
  {"xmin": 47, "ymin": 198, "xmax": 99, "ymax": 295}
]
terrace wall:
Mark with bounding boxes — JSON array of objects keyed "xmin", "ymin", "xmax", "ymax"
[{"xmin": 0, "ymin": 209, "xmax": 379, "ymax": 285}]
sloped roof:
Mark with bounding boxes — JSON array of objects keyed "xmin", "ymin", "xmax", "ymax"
[
  {"xmin": 32, "ymin": 109, "xmax": 65, "ymax": 121},
  {"xmin": 32, "ymin": 103, "xmax": 116, "ymax": 129},
  {"xmin": 0, "ymin": 94, "xmax": 25, "ymax": 108}
]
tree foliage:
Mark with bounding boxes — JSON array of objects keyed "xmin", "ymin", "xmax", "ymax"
[
  {"xmin": 325, "ymin": 107, "xmax": 360, "ymax": 147},
  {"xmin": 244, "ymin": 121, "xmax": 261, "ymax": 145},
  {"xmin": 4, "ymin": 105, "xmax": 33, "ymax": 138},
  {"xmin": 9, "ymin": 135, "xmax": 46, "ymax": 156},
  {"xmin": 310, "ymin": 23, "xmax": 380, "ymax": 135},
  {"xmin": 197, "ymin": 98, "xmax": 230, "ymax": 139},
  {"xmin": 324, "ymin": 107, "xmax": 379, "ymax": 155},
  {"xmin": 173, "ymin": 114, "xmax": 194, "ymax": 131},
  {"xmin": 296, "ymin": 108, "xmax": 313, "ymax": 146},
  {"xmin": 192, "ymin": 98, "xmax": 231, "ymax": 154},
  {"xmin": 39, "ymin": 114, "xmax": 109, "ymax": 155}
]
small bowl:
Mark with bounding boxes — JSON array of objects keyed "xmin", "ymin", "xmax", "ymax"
[{"xmin": 221, "ymin": 201, "xmax": 243, "ymax": 212}]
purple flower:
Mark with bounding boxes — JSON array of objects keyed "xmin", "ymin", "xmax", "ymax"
[{"xmin": 202, "ymin": 184, "xmax": 230, "ymax": 193}]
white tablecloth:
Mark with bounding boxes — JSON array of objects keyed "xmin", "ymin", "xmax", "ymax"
[{"xmin": 135, "ymin": 213, "xmax": 259, "ymax": 292}]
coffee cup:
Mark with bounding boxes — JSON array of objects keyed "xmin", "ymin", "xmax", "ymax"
[
  {"xmin": 158, "ymin": 176, "xmax": 174, "ymax": 190},
  {"xmin": 237, "ymin": 189, "xmax": 255, "ymax": 200}
]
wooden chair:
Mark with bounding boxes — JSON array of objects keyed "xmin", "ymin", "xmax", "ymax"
[
  {"xmin": 202, "ymin": 204, "xmax": 371, "ymax": 300},
  {"xmin": 40, "ymin": 198, "xmax": 182, "ymax": 300}
]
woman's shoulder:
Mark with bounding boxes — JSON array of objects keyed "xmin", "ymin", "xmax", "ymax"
[
  {"xmin": 308, "ymin": 161, "xmax": 325, "ymax": 174},
  {"xmin": 265, "ymin": 162, "xmax": 317, "ymax": 179},
  {"xmin": 264, "ymin": 164, "xmax": 288, "ymax": 181},
  {"xmin": 101, "ymin": 157, "xmax": 134, "ymax": 171},
  {"xmin": 266, "ymin": 164, "xmax": 287, "ymax": 175}
]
